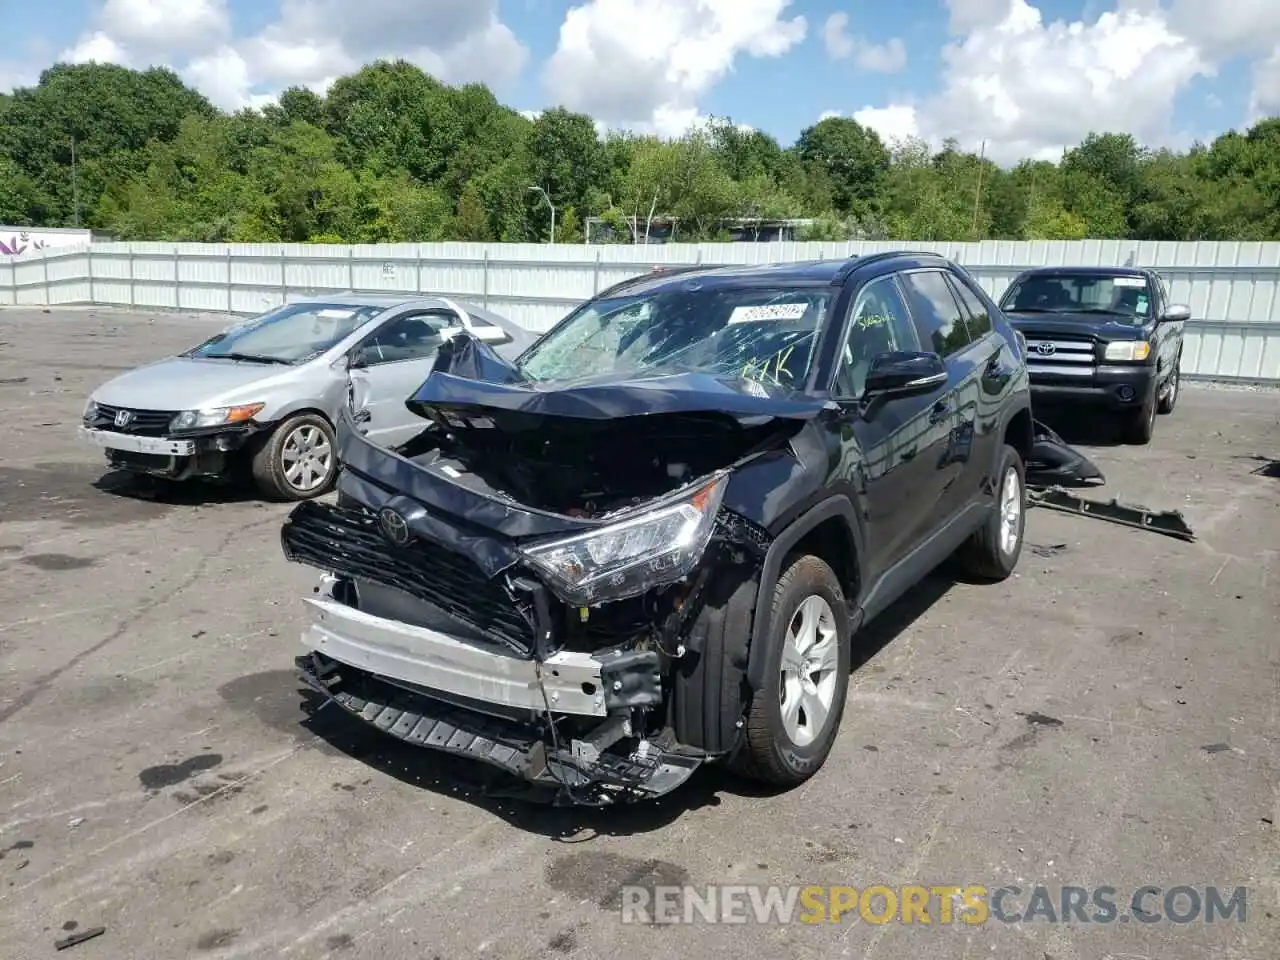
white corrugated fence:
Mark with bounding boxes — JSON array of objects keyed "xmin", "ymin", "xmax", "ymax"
[{"xmin": 2, "ymin": 238, "xmax": 1279, "ymax": 383}]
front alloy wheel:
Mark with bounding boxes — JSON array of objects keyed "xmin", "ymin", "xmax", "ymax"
[
  {"xmin": 779, "ymin": 595, "xmax": 841, "ymax": 748},
  {"xmin": 251, "ymin": 412, "xmax": 338, "ymax": 501}
]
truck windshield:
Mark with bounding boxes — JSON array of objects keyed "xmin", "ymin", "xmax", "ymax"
[
  {"xmin": 517, "ymin": 285, "xmax": 832, "ymax": 390},
  {"xmin": 999, "ymin": 274, "xmax": 1152, "ymax": 323}
]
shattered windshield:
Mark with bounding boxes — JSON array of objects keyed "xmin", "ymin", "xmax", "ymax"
[
  {"xmin": 187, "ymin": 302, "xmax": 385, "ymax": 363},
  {"xmin": 999, "ymin": 274, "xmax": 1152, "ymax": 323},
  {"xmin": 516, "ymin": 285, "xmax": 832, "ymax": 389}
]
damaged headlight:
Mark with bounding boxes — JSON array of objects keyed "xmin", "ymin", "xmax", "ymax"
[
  {"xmin": 170, "ymin": 403, "xmax": 265, "ymax": 432},
  {"xmin": 519, "ymin": 474, "xmax": 729, "ymax": 605}
]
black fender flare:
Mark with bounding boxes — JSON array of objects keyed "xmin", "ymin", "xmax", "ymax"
[{"xmin": 744, "ymin": 495, "xmax": 866, "ymax": 690}]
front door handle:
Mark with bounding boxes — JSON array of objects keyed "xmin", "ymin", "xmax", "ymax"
[{"xmin": 929, "ymin": 401, "xmax": 951, "ymax": 425}]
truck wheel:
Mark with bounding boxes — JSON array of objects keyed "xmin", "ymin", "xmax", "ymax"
[
  {"xmin": 956, "ymin": 444, "xmax": 1025, "ymax": 581},
  {"xmin": 1122, "ymin": 390, "xmax": 1157, "ymax": 444},
  {"xmin": 250, "ymin": 413, "xmax": 337, "ymax": 501},
  {"xmin": 1157, "ymin": 361, "xmax": 1180, "ymax": 415},
  {"xmin": 730, "ymin": 555, "xmax": 851, "ymax": 787}
]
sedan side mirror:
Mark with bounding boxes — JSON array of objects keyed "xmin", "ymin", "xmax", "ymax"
[
  {"xmin": 1160, "ymin": 304, "xmax": 1191, "ymax": 323},
  {"xmin": 863, "ymin": 351, "xmax": 948, "ymax": 401}
]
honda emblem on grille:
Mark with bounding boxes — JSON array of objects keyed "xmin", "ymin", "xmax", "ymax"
[
  {"xmin": 113, "ymin": 409, "xmax": 135, "ymax": 428},
  {"xmin": 1035, "ymin": 342, "xmax": 1056, "ymax": 357},
  {"xmin": 377, "ymin": 507, "xmax": 412, "ymax": 547}
]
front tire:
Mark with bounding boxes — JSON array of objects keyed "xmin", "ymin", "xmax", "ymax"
[
  {"xmin": 1157, "ymin": 359, "xmax": 1180, "ymax": 415},
  {"xmin": 731, "ymin": 555, "xmax": 851, "ymax": 787},
  {"xmin": 1122, "ymin": 388, "xmax": 1157, "ymax": 444},
  {"xmin": 250, "ymin": 413, "xmax": 337, "ymax": 501},
  {"xmin": 956, "ymin": 444, "xmax": 1025, "ymax": 581}
]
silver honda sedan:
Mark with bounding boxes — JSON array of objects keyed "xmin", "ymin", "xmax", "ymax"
[{"xmin": 79, "ymin": 294, "xmax": 536, "ymax": 500}]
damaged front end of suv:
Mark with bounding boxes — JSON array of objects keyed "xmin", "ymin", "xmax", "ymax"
[{"xmin": 283, "ymin": 331, "xmax": 827, "ymax": 805}]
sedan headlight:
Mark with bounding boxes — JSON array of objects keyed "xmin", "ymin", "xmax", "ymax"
[
  {"xmin": 170, "ymin": 403, "xmax": 265, "ymax": 432},
  {"xmin": 83, "ymin": 398, "xmax": 98, "ymax": 421},
  {"xmin": 1103, "ymin": 340, "xmax": 1151, "ymax": 361},
  {"xmin": 519, "ymin": 475, "xmax": 729, "ymax": 605}
]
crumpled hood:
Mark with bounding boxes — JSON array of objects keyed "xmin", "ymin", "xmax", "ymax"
[{"xmin": 404, "ymin": 333, "xmax": 831, "ymax": 426}]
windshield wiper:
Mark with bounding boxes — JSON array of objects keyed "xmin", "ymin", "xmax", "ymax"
[
  {"xmin": 1075, "ymin": 308, "xmax": 1134, "ymax": 317},
  {"xmin": 204, "ymin": 352, "xmax": 294, "ymax": 365},
  {"xmin": 1005, "ymin": 306, "xmax": 1057, "ymax": 313}
]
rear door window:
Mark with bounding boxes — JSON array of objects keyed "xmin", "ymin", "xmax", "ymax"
[
  {"xmin": 946, "ymin": 273, "xmax": 993, "ymax": 339},
  {"xmin": 900, "ymin": 270, "xmax": 973, "ymax": 357}
]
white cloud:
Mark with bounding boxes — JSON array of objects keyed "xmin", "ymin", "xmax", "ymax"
[
  {"xmin": 850, "ymin": 0, "xmax": 1210, "ymax": 164},
  {"xmin": 1250, "ymin": 44, "xmax": 1280, "ymax": 118},
  {"xmin": 852, "ymin": 105, "xmax": 920, "ymax": 145},
  {"xmin": 543, "ymin": 0, "xmax": 807, "ymax": 136},
  {"xmin": 821, "ymin": 13, "xmax": 907, "ymax": 73},
  {"xmin": 52, "ymin": 0, "xmax": 527, "ymax": 112},
  {"xmin": 1168, "ymin": 0, "xmax": 1280, "ymax": 60}
]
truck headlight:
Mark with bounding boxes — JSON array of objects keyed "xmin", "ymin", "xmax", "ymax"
[
  {"xmin": 170, "ymin": 402, "xmax": 265, "ymax": 431},
  {"xmin": 519, "ymin": 474, "xmax": 729, "ymax": 605},
  {"xmin": 1103, "ymin": 341, "xmax": 1151, "ymax": 361}
]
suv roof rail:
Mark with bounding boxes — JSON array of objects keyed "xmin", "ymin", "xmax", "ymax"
[
  {"xmin": 831, "ymin": 249, "xmax": 949, "ymax": 284},
  {"xmin": 593, "ymin": 263, "xmax": 712, "ymax": 299}
]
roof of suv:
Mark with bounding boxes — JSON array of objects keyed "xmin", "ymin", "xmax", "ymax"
[{"xmin": 600, "ymin": 250, "xmax": 957, "ymax": 298}]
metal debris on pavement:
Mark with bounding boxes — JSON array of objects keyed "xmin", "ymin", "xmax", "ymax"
[
  {"xmin": 54, "ymin": 927, "xmax": 106, "ymax": 951},
  {"xmin": 1027, "ymin": 486, "xmax": 1196, "ymax": 542}
]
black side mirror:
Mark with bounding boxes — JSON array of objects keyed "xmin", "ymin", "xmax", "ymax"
[
  {"xmin": 1160, "ymin": 304, "xmax": 1191, "ymax": 323},
  {"xmin": 863, "ymin": 351, "xmax": 948, "ymax": 401}
]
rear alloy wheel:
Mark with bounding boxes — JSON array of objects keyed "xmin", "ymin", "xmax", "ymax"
[
  {"xmin": 251, "ymin": 413, "xmax": 337, "ymax": 501},
  {"xmin": 956, "ymin": 444, "xmax": 1025, "ymax": 581},
  {"xmin": 1157, "ymin": 361, "xmax": 1180, "ymax": 415},
  {"xmin": 731, "ymin": 555, "xmax": 851, "ymax": 787}
]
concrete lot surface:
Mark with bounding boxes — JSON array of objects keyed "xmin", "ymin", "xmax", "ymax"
[{"xmin": 0, "ymin": 307, "xmax": 1277, "ymax": 960}]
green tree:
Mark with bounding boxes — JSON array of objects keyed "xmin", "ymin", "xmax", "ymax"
[{"xmin": 794, "ymin": 116, "xmax": 890, "ymax": 218}]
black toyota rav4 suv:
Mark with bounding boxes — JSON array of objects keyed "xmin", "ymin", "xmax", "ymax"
[{"xmin": 284, "ymin": 251, "xmax": 1035, "ymax": 804}]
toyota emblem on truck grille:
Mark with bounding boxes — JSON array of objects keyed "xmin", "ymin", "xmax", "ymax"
[
  {"xmin": 1035, "ymin": 342, "xmax": 1056, "ymax": 357},
  {"xmin": 377, "ymin": 507, "xmax": 411, "ymax": 546},
  {"xmin": 113, "ymin": 409, "xmax": 135, "ymax": 428}
]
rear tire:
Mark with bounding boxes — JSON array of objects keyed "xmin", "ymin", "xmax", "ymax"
[
  {"xmin": 956, "ymin": 444, "xmax": 1025, "ymax": 582},
  {"xmin": 250, "ymin": 413, "xmax": 337, "ymax": 501},
  {"xmin": 730, "ymin": 555, "xmax": 851, "ymax": 787}
]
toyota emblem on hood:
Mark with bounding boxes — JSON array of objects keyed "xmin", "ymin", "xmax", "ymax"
[
  {"xmin": 377, "ymin": 507, "xmax": 412, "ymax": 546},
  {"xmin": 1035, "ymin": 342, "xmax": 1056, "ymax": 357}
]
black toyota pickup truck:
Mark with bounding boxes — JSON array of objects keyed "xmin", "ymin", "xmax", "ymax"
[
  {"xmin": 283, "ymin": 251, "xmax": 1037, "ymax": 804},
  {"xmin": 997, "ymin": 266, "xmax": 1188, "ymax": 444}
]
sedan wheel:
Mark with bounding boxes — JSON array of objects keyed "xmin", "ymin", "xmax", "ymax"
[
  {"xmin": 281, "ymin": 424, "xmax": 333, "ymax": 494},
  {"xmin": 251, "ymin": 413, "xmax": 338, "ymax": 501}
]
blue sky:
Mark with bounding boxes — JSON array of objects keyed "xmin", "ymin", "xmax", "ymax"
[{"xmin": 2, "ymin": 0, "xmax": 1274, "ymax": 163}]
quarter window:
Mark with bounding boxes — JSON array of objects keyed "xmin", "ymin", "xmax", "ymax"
[
  {"xmin": 900, "ymin": 270, "xmax": 973, "ymax": 357},
  {"xmin": 947, "ymin": 273, "xmax": 993, "ymax": 339},
  {"xmin": 834, "ymin": 275, "xmax": 922, "ymax": 398}
]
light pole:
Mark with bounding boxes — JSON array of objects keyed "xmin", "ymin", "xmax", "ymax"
[{"xmin": 529, "ymin": 185, "xmax": 556, "ymax": 244}]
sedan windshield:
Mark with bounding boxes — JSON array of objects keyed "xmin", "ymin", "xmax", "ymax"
[
  {"xmin": 517, "ymin": 285, "xmax": 833, "ymax": 389},
  {"xmin": 187, "ymin": 302, "xmax": 385, "ymax": 363},
  {"xmin": 999, "ymin": 274, "xmax": 1152, "ymax": 323}
]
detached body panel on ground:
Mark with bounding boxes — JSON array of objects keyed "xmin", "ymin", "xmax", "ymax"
[{"xmin": 283, "ymin": 252, "xmax": 1046, "ymax": 803}]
